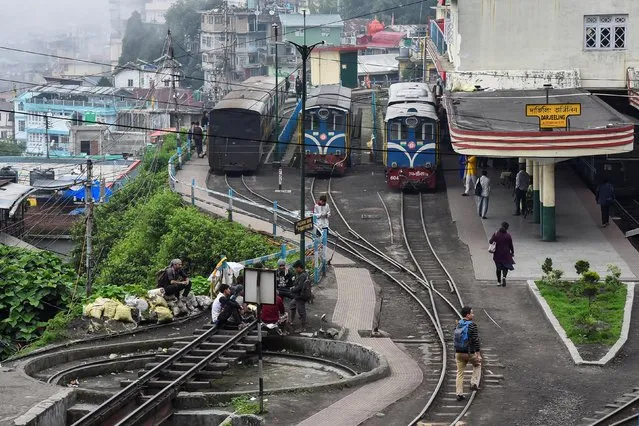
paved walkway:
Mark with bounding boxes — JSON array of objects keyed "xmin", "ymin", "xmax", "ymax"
[
  {"xmin": 446, "ymin": 160, "xmax": 639, "ymax": 281},
  {"xmin": 174, "ymin": 157, "xmax": 354, "ymax": 266},
  {"xmin": 298, "ymin": 268, "xmax": 423, "ymax": 426}
]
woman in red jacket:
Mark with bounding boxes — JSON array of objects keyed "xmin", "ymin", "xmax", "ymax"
[{"xmin": 489, "ymin": 222, "xmax": 514, "ymax": 287}]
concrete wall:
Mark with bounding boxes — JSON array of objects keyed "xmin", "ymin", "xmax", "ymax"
[
  {"xmin": 12, "ymin": 389, "xmax": 76, "ymax": 426},
  {"xmin": 449, "ymin": 0, "xmax": 639, "ymax": 89},
  {"xmin": 114, "ymin": 69, "xmax": 154, "ymax": 89}
]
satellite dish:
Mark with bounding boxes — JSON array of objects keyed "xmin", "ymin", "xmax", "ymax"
[{"xmin": 269, "ymin": 10, "xmax": 275, "ymax": 15}]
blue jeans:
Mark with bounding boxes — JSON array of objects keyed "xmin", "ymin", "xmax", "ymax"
[{"xmin": 476, "ymin": 196, "xmax": 489, "ymax": 217}]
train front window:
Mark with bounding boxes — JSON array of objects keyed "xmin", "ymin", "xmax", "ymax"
[
  {"xmin": 334, "ymin": 114, "xmax": 345, "ymax": 131},
  {"xmin": 392, "ymin": 122, "xmax": 401, "ymax": 140},
  {"xmin": 422, "ymin": 124, "xmax": 434, "ymax": 140}
]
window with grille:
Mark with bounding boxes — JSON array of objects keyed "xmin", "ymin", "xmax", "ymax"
[{"xmin": 584, "ymin": 15, "xmax": 627, "ymax": 50}]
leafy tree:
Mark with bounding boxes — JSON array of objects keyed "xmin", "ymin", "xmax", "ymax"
[
  {"xmin": 0, "ymin": 140, "xmax": 25, "ymax": 155},
  {"xmin": 97, "ymin": 76, "xmax": 113, "ymax": 87},
  {"xmin": 311, "ymin": 0, "xmax": 339, "ymax": 14},
  {"xmin": 119, "ymin": 11, "xmax": 165, "ymax": 66},
  {"xmin": 575, "ymin": 260, "xmax": 590, "ymax": 276}
]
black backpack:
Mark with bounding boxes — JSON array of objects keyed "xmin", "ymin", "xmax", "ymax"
[
  {"xmin": 300, "ymin": 274, "xmax": 312, "ymax": 301},
  {"xmin": 156, "ymin": 269, "xmax": 170, "ymax": 288},
  {"xmin": 474, "ymin": 179, "xmax": 482, "ymax": 196}
]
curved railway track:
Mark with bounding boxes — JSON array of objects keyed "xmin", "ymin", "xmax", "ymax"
[
  {"xmin": 228, "ymin": 173, "xmax": 479, "ymax": 425},
  {"xmin": 70, "ymin": 322, "xmax": 258, "ymax": 426},
  {"xmin": 585, "ymin": 386, "xmax": 639, "ymax": 426}
]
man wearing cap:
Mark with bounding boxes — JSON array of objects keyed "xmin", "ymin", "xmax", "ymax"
[
  {"xmin": 163, "ymin": 259, "xmax": 191, "ymax": 298},
  {"xmin": 276, "ymin": 259, "xmax": 294, "ymax": 299}
]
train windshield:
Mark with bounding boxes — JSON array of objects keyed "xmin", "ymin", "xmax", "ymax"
[
  {"xmin": 211, "ymin": 110, "xmax": 259, "ymax": 139},
  {"xmin": 333, "ymin": 113, "xmax": 345, "ymax": 132}
]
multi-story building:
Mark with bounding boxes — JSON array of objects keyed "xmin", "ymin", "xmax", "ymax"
[
  {"xmin": 13, "ymin": 86, "xmax": 135, "ymax": 156},
  {"xmin": 0, "ymin": 101, "xmax": 14, "ymax": 141},
  {"xmin": 113, "ymin": 60, "xmax": 159, "ymax": 89},
  {"xmin": 200, "ymin": 8, "xmax": 270, "ymax": 94},
  {"xmin": 145, "ymin": 0, "xmax": 179, "ymax": 24},
  {"xmin": 279, "ymin": 14, "xmax": 344, "ymax": 65}
]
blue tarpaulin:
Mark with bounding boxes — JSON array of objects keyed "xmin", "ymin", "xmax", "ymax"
[{"xmin": 63, "ymin": 181, "xmax": 112, "ymax": 201}]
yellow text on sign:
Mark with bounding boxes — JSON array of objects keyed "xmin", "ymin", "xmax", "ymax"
[{"xmin": 525, "ymin": 103, "xmax": 582, "ymax": 129}]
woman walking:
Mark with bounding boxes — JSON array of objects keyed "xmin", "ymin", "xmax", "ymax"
[{"xmin": 489, "ymin": 222, "xmax": 514, "ymax": 287}]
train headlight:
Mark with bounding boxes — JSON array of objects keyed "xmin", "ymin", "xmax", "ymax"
[
  {"xmin": 392, "ymin": 162, "xmax": 398, "ymax": 168},
  {"xmin": 425, "ymin": 162, "xmax": 432, "ymax": 169}
]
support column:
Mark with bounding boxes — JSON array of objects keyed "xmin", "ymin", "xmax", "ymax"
[
  {"xmin": 533, "ymin": 161, "xmax": 541, "ymax": 224},
  {"xmin": 538, "ymin": 164, "xmax": 544, "ymax": 235},
  {"xmin": 542, "ymin": 162, "xmax": 556, "ymax": 242}
]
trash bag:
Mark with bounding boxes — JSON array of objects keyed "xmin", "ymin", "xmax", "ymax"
[
  {"xmin": 154, "ymin": 306, "xmax": 173, "ymax": 323},
  {"xmin": 88, "ymin": 305, "xmax": 103, "ymax": 319},
  {"xmin": 124, "ymin": 295, "xmax": 138, "ymax": 307},
  {"xmin": 135, "ymin": 299, "xmax": 149, "ymax": 314},
  {"xmin": 102, "ymin": 300, "xmax": 119, "ymax": 319},
  {"xmin": 114, "ymin": 304, "xmax": 134, "ymax": 322},
  {"xmin": 149, "ymin": 295, "xmax": 168, "ymax": 308}
]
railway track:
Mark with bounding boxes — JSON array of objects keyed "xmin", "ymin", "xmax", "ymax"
[
  {"xmin": 583, "ymin": 386, "xmax": 639, "ymax": 426},
  {"xmin": 70, "ymin": 321, "xmax": 258, "ymax": 426}
]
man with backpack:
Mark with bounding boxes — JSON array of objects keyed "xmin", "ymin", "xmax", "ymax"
[
  {"xmin": 454, "ymin": 306, "xmax": 482, "ymax": 401},
  {"xmin": 157, "ymin": 259, "xmax": 191, "ymax": 298},
  {"xmin": 289, "ymin": 260, "xmax": 311, "ymax": 330}
]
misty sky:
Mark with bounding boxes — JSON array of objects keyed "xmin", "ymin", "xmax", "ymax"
[{"xmin": 0, "ymin": 0, "xmax": 110, "ymax": 39}]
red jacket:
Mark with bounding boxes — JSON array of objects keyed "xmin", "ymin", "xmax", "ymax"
[{"xmin": 261, "ymin": 296, "xmax": 285, "ymax": 323}]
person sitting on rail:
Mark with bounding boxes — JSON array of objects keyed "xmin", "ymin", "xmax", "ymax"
[
  {"xmin": 276, "ymin": 259, "xmax": 295, "ymax": 299},
  {"xmin": 261, "ymin": 293, "xmax": 287, "ymax": 327},
  {"xmin": 211, "ymin": 284, "xmax": 243, "ymax": 328},
  {"xmin": 157, "ymin": 259, "xmax": 192, "ymax": 299}
]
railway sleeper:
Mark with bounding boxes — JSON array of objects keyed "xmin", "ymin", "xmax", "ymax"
[
  {"xmin": 154, "ymin": 369, "xmax": 224, "ymax": 380},
  {"xmin": 167, "ymin": 347, "xmax": 251, "ymax": 357},
  {"xmin": 144, "ymin": 361, "xmax": 229, "ymax": 371},
  {"xmin": 155, "ymin": 352, "xmax": 246, "ymax": 362},
  {"xmin": 119, "ymin": 379, "xmax": 214, "ymax": 391}
]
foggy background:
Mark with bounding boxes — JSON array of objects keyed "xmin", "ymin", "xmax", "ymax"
[{"xmin": 0, "ymin": 0, "xmax": 110, "ymax": 41}]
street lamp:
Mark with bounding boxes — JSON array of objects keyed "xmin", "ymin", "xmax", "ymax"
[
  {"xmin": 287, "ymin": 10, "xmax": 324, "ymax": 265},
  {"xmin": 272, "ymin": 23, "xmax": 280, "ymax": 160}
]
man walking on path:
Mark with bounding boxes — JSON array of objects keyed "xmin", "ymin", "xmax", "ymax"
[
  {"xmin": 514, "ymin": 164, "xmax": 530, "ymax": 215},
  {"xmin": 454, "ymin": 306, "xmax": 482, "ymax": 401},
  {"xmin": 476, "ymin": 170, "xmax": 491, "ymax": 219},
  {"xmin": 596, "ymin": 178, "xmax": 615, "ymax": 227},
  {"xmin": 289, "ymin": 260, "xmax": 312, "ymax": 331},
  {"xmin": 462, "ymin": 155, "xmax": 477, "ymax": 196},
  {"xmin": 192, "ymin": 121, "xmax": 204, "ymax": 158}
]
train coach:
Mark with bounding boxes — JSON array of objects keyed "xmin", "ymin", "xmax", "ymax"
[
  {"xmin": 208, "ymin": 76, "xmax": 285, "ymax": 174},
  {"xmin": 303, "ymin": 84, "xmax": 353, "ymax": 176},
  {"xmin": 384, "ymin": 82, "xmax": 440, "ymax": 190}
]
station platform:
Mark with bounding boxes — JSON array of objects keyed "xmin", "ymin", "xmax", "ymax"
[{"xmin": 444, "ymin": 157, "xmax": 639, "ymax": 281}]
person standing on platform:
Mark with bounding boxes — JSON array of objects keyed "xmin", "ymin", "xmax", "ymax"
[
  {"xmin": 192, "ymin": 121, "xmax": 204, "ymax": 158},
  {"xmin": 476, "ymin": 170, "xmax": 491, "ymax": 219},
  {"xmin": 462, "ymin": 155, "xmax": 477, "ymax": 196},
  {"xmin": 454, "ymin": 306, "xmax": 482, "ymax": 401},
  {"xmin": 289, "ymin": 260, "xmax": 312, "ymax": 331},
  {"xmin": 596, "ymin": 178, "xmax": 615, "ymax": 227},
  {"xmin": 489, "ymin": 222, "xmax": 515, "ymax": 287},
  {"xmin": 313, "ymin": 194, "xmax": 330, "ymax": 237},
  {"xmin": 295, "ymin": 75, "xmax": 302, "ymax": 100},
  {"xmin": 514, "ymin": 164, "xmax": 530, "ymax": 215},
  {"xmin": 458, "ymin": 155, "xmax": 466, "ymax": 185}
]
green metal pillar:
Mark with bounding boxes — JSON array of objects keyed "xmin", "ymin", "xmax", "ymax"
[
  {"xmin": 533, "ymin": 161, "xmax": 541, "ymax": 224},
  {"xmin": 541, "ymin": 162, "xmax": 556, "ymax": 242}
]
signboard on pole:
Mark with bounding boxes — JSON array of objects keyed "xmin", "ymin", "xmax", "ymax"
[
  {"xmin": 525, "ymin": 103, "xmax": 581, "ymax": 129},
  {"xmin": 244, "ymin": 268, "xmax": 276, "ymax": 305},
  {"xmin": 294, "ymin": 217, "xmax": 313, "ymax": 235}
]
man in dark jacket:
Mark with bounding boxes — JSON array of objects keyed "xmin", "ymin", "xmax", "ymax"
[
  {"xmin": 596, "ymin": 178, "xmax": 615, "ymax": 227},
  {"xmin": 192, "ymin": 121, "xmax": 204, "ymax": 158},
  {"xmin": 289, "ymin": 260, "xmax": 311, "ymax": 330},
  {"xmin": 276, "ymin": 259, "xmax": 294, "ymax": 299},
  {"xmin": 454, "ymin": 306, "xmax": 481, "ymax": 401},
  {"xmin": 158, "ymin": 259, "xmax": 191, "ymax": 298}
]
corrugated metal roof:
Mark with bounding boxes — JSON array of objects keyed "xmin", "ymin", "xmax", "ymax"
[
  {"xmin": 306, "ymin": 85, "xmax": 352, "ymax": 111},
  {"xmin": 0, "ymin": 181, "xmax": 36, "ymax": 216},
  {"xmin": 28, "ymin": 85, "xmax": 124, "ymax": 96},
  {"xmin": 213, "ymin": 76, "xmax": 277, "ymax": 113},
  {"xmin": 279, "ymin": 14, "xmax": 343, "ymax": 28},
  {"xmin": 357, "ymin": 54, "xmax": 398, "ymax": 75},
  {"xmin": 385, "ymin": 102, "xmax": 439, "ymax": 122}
]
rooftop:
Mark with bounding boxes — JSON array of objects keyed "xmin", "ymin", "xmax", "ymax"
[
  {"xmin": 357, "ymin": 53, "xmax": 398, "ymax": 75},
  {"xmin": 18, "ymin": 85, "xmax": 129, "ymax": 98},
  {"xmin": 446, "ymin": 88, "xmax": 632, "ymax": 133},
  {"xmin": 306, "ymin": 85, "xmax": 352, "ymax": 111},
  {"xmin": 357, "ymin": 31, "xmax": 406, "ymax": 48},
  {"xmin": 279, "ymin": 14, "xmax": 343, "ymax": 28}
]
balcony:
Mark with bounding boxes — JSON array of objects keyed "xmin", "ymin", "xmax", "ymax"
[{"xmin": 429, "ymin": 20, "xmax": 447, "ymax": 56}]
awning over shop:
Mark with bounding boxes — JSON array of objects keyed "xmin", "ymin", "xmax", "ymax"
[
  {"xmin": 0, "ymin": 180, "xmax": 36, "ymax": 217},
  {"xmin": 445, "ymin": 88, "xmax": 634, "ymax": 158}
]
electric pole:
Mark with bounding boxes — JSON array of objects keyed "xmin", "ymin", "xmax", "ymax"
[
  {"xmin": 85, "ymin": 159, "xmax": 94, "ymax": 297},
  {"xmin": 288, "ymin": 11, "xmax": 324, "ymax": 265},
  {"xmin": 166, "ymin": 29, "xmax": 181, "ymax": 146},
  {"xmin": 273, "ymin": 23, "xmax": 280, "ymax": 159}
]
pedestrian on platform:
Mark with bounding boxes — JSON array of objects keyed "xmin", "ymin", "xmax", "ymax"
[
  {"xmin": 285, "ymin": 75, "xmax": 291, "ymax": 94},
  {"xmin": 295, "ymin": 75, "xmax": 302, "ymax": 100},
  {"xmin": 276, "ymin": 259, "xmax": 294, "ymax": 299},
  {"xmin": 458, "ymin": 155, "xmax": 466, "ymax": 184},
  {"xmin": 157, "ymin": 259, "xmax": 192, "ymax": 298},
  {"xmin": 454, "ymin": 306, "xmax": 482, "ymax": 401},
  {"xmin": 475, "ymin": 170, "xmax": 491, "ymax": 219},
  {"xmin": 314, "ymin": 194, "xmax": 331, "ymax": 237},
  {"xmin": 514, "ymin": 164, "xmax": 530, "ymax": 215},
  {"xmin": 201, "ymin": 111, "xmax": 209, "ymax": 129},
  {"xmin": 187, "ymin": 121, "xmax": 195, "ymax": 147},
  {"xmin": 489, "ymin": 222, "xmax": 514, "ymax": 287},
  {"xmin": 596, "ymin": 178, "xmax": 615, "ymax": 227},
  {"xmin": 192, "ymin": 121, "xmax": 204, "ymax": 158},
  {"xmin": 289, "ymin": 260, "xmax": 312, "ymax": 331},
  {"xmin": 462, "ymin": 155, "xmax": 477, "ymax": 196}
]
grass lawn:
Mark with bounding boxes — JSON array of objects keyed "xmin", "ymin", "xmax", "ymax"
[{"xmin": 536, "ymin": 281, "xmax": 627, "ymax": 345}]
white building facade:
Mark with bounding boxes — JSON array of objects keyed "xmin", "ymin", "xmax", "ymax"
[
  {"xmin": 436, "ymin": 0, "xmax": 639, "ymax": 91},
  {"xmin": 113, "ymin": 62, "xmax": 158, "ymax": 89}
]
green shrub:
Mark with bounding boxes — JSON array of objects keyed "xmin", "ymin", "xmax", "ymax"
[
  {"xmin": 0, "ymin": 246, "xmax": 77, "ymax": 358},
  {"xmin": 542, "ymin": 257, "xmax": 553, "ymax": 276},
  {"xmin": 575, "ymin": 260, "xmax": 590, "ymax": 276},
  {"xmin": 231, "ymin": 396, "xmax": 261, "ymax": 415},
  {"xmin": 190, "ymin": 276, "xmax": 211, "ymax": 296}
]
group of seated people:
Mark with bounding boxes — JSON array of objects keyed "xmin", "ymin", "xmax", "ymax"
[{"xmin": 210, "ymin": 259, "xmax": 312, "ymax": 333}]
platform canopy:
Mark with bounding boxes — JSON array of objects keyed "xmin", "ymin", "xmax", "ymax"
[
  {"xmin": 0, "ymin": 181, "xmax": 36, "ymax": 217},
  {"xmin": 445, "ymin": 88, "xmax": 634, "ymax": 158}
]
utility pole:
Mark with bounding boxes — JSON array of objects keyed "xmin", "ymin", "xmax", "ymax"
[
  {"xmin": 288, "ymin": 10, "xmax": 324, "ymax": 265},
  {"xmin": 85, "ymin": 159, "xmax": 94, "ymax": 297},
  {"xmin": 166, "ymin": 29, "xmax": 181, "ymax": 146},
  {"xmin": 273, "ymin": 23, "xmax": 280, "ymax": 159},
  {"xmin": 44, "ymin": 111, "xmax": 50, "ymax": 159},
  {"xmin": 222, "ymin": 1, "xmax": 232, "ymax": 95}
]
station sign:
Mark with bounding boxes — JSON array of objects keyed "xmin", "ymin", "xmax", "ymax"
[
  {"xmin": 525, "ymin": 103, "xmax": 581, "ymax": 129},
  {"xmin": 294, "ymin": 216, "xmax": 314, "ymax": 234}
]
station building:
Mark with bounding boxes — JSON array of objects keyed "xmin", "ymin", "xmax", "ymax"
[{"xmin": 427, "ymin": 0, "xmax": 639, "ymax": 241}]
